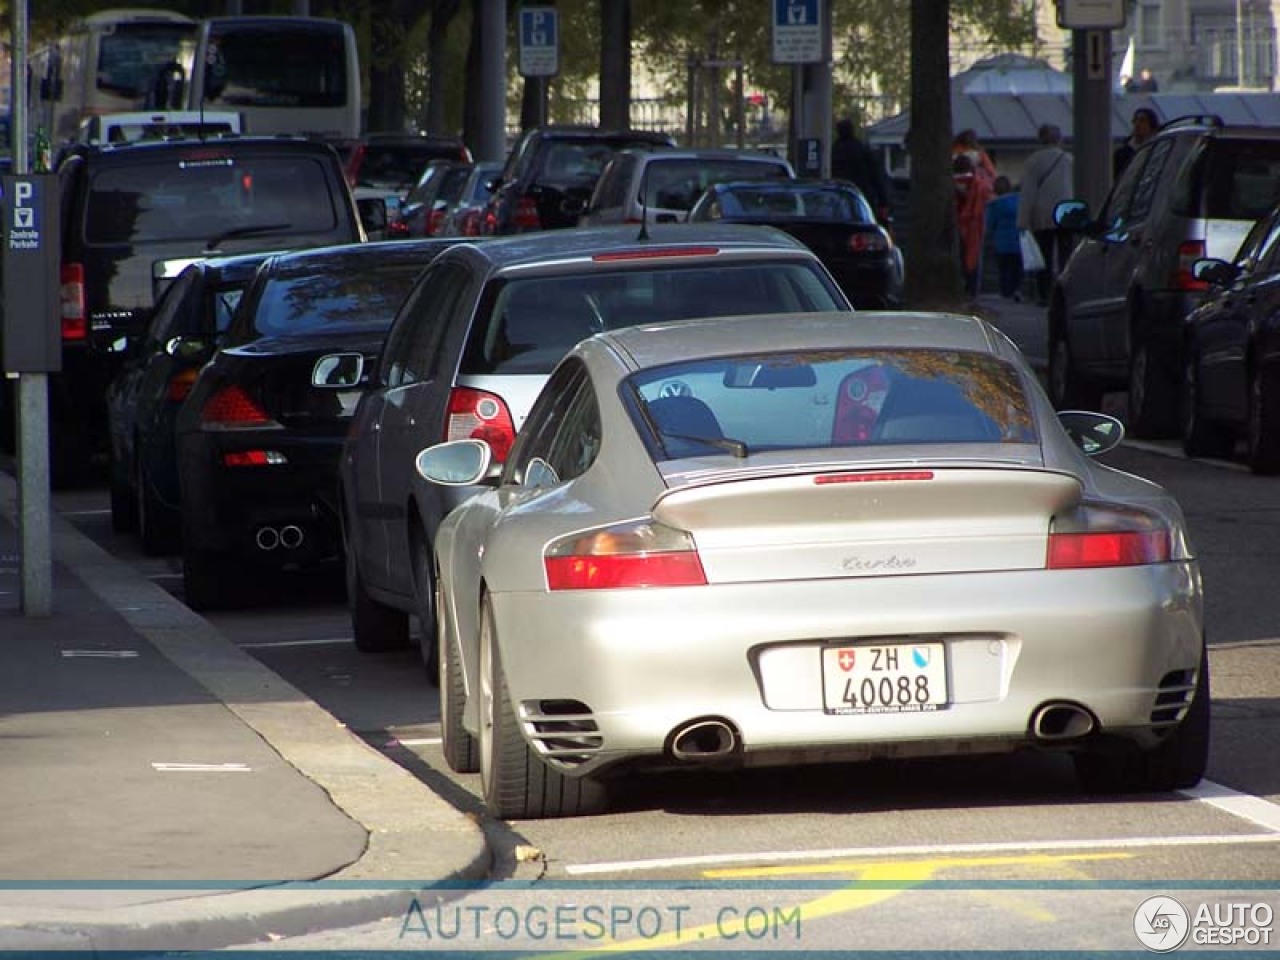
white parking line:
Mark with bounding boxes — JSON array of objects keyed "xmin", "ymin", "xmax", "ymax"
[
  {"xmin": 238, "ymin": 638, "xmax": 352, "ymax": 649},
  {"xmin": 565, "ymin": 780, "xmax": 1280, "ymax": 876},
  {"xmin": 62, "ymin": 650, "xmax": 140, "ymax": 658},
  {"xmin": 389, "ymin": 737, "xmax": 442, "ymax": 747},
  {"xmin": 60, "ymin": 509, "xmax": 112, "ymax": 517},
  {"xmin": 152, "ymin": 762, "xmax": 252, "ymax": 772}
]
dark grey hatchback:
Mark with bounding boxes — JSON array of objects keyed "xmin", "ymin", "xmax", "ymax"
[{"xmin": 338, "ymin": 224, "xmax": 853, "ymax": 672}]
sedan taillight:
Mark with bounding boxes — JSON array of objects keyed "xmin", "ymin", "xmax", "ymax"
[
  {"xmin": 446, "ymin": 387, "xmax": 516, "ymax": 462},
  {"xmin": 201, "ymin": 384, "xmax": 276, "ymax": 428},
  {"xmin": 544, "ymin": 520, "xmax": 707, "ymax": 590},
  {"xmin": 61, "ymin": 263, "xmax": 87, "ymax": 341},
  {"xmin": 848, "ymin": 231, "xmax": 890, "ymax": 253},
  {"xmin": 1047, "ymin": 503, "xmax": 1173, "ymax": 569}
]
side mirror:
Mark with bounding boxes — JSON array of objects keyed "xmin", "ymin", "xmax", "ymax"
[
  {"xmin": 1192, "ymin": 257, "xmax": 1240, "ymax": 287},
  {"xmin": 357, "ymin": 196, "xmax": 388, "ymax": 238},
  {"xmin": 312, "ymin": 353, "xmax": 365, "ymax": 388},
  {"xmin": 415, "ymin": 439, "xmax": 494, "ymax": 486},
  {"xmin": 1058, "ymin": 410, "xmax": 1124, "ymax": 457},
  {"xmin": 560, "ymin": 195, "xmax": 586, "ymax": 219},
  {"xmin": 1052, "ymin": 199, "xmax": 1091, "ymax": 231},
  {"xmin": 165, "ymin": 335, "xmax": 215, "ymax": 362}
]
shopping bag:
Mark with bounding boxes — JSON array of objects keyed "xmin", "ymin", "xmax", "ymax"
[{"xmin": 1019, "ymin": 230, "xmax": 1046, "ymax": 272}]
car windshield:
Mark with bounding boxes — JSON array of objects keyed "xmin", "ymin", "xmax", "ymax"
[
  {"xmin": 250, "ymin": 261, "xmax": 427, "ymax": 337},
  {"xmin": 86, "ymin": 154, "xmax": 336, "ymax": 244},
  {"xmin": 461, "ymin": 261, "xmax": 846, "ymax": 375},
  {"xmin": 626, "ymin": 349, "xmax": 1038, "ymax": 460}
]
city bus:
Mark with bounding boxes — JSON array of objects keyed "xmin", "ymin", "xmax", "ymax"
[
  {"xmin": 183, "ymin": 16, "xmax": 361, "ymax": 141},
  {"xmin": 29, "ymin": 8, "xmax": 199, "ymax": 146}
]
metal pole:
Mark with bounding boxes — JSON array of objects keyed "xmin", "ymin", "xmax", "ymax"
[
  {"xmin": 10, "ymin": 0, "xmax": 53, "ymax": 617},
  {"xmin": 1072, "ymin": 29, "xmax": 1113, "ymax": 213},
  {"xmin": 478, "ymin": 0, "xmax": 507, "ymax": 161}
]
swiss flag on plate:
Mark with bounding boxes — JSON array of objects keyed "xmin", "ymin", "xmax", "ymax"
[{"xmin": 837, "ymin": 649, "xmax": 856, "ymax": 672}]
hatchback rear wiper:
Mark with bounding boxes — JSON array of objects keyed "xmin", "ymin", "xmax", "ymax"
[{"xmin": 205, "ymin": 222, "xmax": 294, "ymax": 250}]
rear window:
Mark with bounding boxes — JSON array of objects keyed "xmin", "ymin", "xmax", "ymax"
[
  {"xmin": 719, "ymin": 184, "xmax": 873, "ymax": 221},
  {"xmin": 358, "ymin": 144, "xmax": 462, "ymax": 188},
  {"xmin": 626, "ymin": 349, "xmax": 1037, "ymax": 460},
  {"xmin": 1176, "ymin": 139, "xmax": 1280, "ymax": 219},
  {"xmin": 249, "ymin": 261, "xmax": 427, "ymax": 337},
  {"xmin": 535, "ymin": 137, "xmax": 669, "ymax": 183},
  {"xmin": 642, "ymin": 158, "xmax": 791, "ymax": 211},
  {"xmin": 461, "ymin": 261, "xmax": 846, "ymax": 375},
  {"xmin": 86, "ymin": 154, "xmax": 339, "ymax": 245}
]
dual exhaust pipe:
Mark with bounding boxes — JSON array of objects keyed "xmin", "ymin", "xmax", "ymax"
[{"xmin": 255, "ymin": 524, "xmax": 305, "ymax": 552}]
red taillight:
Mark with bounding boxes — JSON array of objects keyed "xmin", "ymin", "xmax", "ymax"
[
  {"xmin": 544, "ymin": 521, "xmax": 706, "ymax": 590},
  {"xmin": 61, "ymin": 263, "xmax": 87, "ymax": 341},
  {"xmin": 387, "ymin": 219, "xmax": 410, "ymax": 237},
  {"xmin": 1046, "ymin": 503, "xmax": 1173, "ymax": 569},
  {"xmin": 1173, "ymin": 241, "xmax": 1209, "ymax": 291},
  {"xmin": 513, "ymin": 195, "xmax": 541, "ymax": 230},
  {"xmin": 428, "ymin": 207, "xmax": 447, "ymax": 235},
  {"xmin": 345, "ymin": 144, "xmax": 365, "ymax": 188},
  {"xmin": 202, "ymin": 384, "xmax": 274, "ymax": 427},
  {"xmin": 460, "ymin": 211, "xmax": 481, "ymax": 236},
  {"xmin": 223, "ymin": 450, "xmax": 287, "ymax": 467},
  {"xmin": 167, "ymin": 368, "xmax": 199, "ymax": 403},
  {"xmin": 482, "ymin": 209, "xmax": 499, "ymax": 234},
  {"xmin": 446, "ymin": 387, "xmax": 516, "ymax": 462},
  {"xmin": 848, "ymin": 231, "xmax": 890, "ymax": 253}
]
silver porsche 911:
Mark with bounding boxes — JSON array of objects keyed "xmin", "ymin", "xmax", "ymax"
[{"xmin": 417, "ymin": 311, "xmax": 1208, "ymax": 819}]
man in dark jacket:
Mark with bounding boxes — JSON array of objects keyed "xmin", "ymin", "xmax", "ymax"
[
  {"xmin": 831, "ymin": 116, "xmax": 891, "ymax": 225},
  {"xmin": 1113, "ymin": 107, "xmax": 1160, "ymax": 179}
]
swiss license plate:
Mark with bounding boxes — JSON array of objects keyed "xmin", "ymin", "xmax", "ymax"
[{"xmin": 822, "ymin": 643, "xmax": 948, "ymax": 715}]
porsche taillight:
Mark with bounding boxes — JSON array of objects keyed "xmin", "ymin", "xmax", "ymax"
[
  {"xmin": 61, "ymin": 263, "xmax": 87, "ymax": 341},
  {"xmin": 1047, "ymin": 503, "xmax": 1174, "ymax": 569},
  {"xmin": 201, "ymin": 384, "xmax": 276, "ymax": 428},
  {"xmin": 446, "ymin": 387, "xmax": 516, "ymax": 463},
  {"xmin": 544, "ymin": 520, "xmax": 707, "ymax": 590}
]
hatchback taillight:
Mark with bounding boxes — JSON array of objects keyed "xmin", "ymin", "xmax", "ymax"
[
  {"xmin": 848, "ymin": 231, "xmax": 890, "ymax": 253},
  {"xmin": 201, "ymin": 384, "xmax": 275, "ymax": 428},
  {"xmin": 1047, "ymin": 503, "xmax": 1173, "ymax": 569},
  {"xmin": 61, "ymin": 263, "xmax": 87, "ymax": 341},
  {"xmin": 513, "ymin": 195, "xmax": 541, "ymax": 230},
  {"xmin": 446, "ymin": 387, "xmax": 516, "ymax": 463},
  {"xmin": 1173, "ymin": 241, "xmax": 1209, "ymax": 291},
  {"xmin": 544, "ymin": 520, "xmax": 707, "ymax": 590},
  {"xmin": 428, "ymin": 207, "xmax": 447, "ymax": 235}
]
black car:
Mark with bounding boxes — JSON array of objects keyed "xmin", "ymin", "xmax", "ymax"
[
  {"xmin": 174, "ymin": 238, "xmax": 459, "ymax": 610},
  {"xmin": 0, "ymin": 136, "xmax": 365, "ymax": 486},
  {"xmin": 106, "ymin": 251, "xmax": 276, "ymax": 554},
  {"xmin": 1181, "ymin": 203, "xmax": 1280, "ymax": 473},
  {"xmin": 481, "ymin": 125, "xmax": 674, "ymax": 235},
  {"xmin": 688, "ymin": 179, "xmax": 904, "ymax": 308},
  {"xmin": 339, "ymin": 224, "xmax": 852, "ymax": 670}
]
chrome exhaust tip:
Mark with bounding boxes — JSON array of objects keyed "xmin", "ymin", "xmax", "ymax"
[
  {"xmin": 1030, "ymin": 701, "xmax": 1096, "ymax": 741},
  {"xmin": 669, "ymin": 718, "xmax": 740, "ymax": 761},
  {"xmin": 255, "ymin": 526, "xmax": 280, "ymax": 551},
  {"xmin": 279, "ymin": 524, "xmax": 305, "ymax": 550}
]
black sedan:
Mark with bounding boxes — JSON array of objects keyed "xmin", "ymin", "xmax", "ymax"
[
  {"xmin": 174, "ymin": 238, "xmax": 459, "ymax": 610},
  {"xmin": 687, "ymin": 179, "xmax": 903, "ymax": 308},
  {"xmin": 106, "ymin": 251, "xmax": 275, "ymax": 555},
  {"xmin": 1182, "ymin": 204, "xmax": 1280, "ymax": 473}
]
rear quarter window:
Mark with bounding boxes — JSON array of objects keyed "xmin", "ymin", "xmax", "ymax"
[{"xmin": 85, "ymin": 154, "xmax": 340, "ymax": 245}]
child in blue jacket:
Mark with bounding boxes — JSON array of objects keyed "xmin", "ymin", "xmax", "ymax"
[{"xmin": 985, "ymin": 175, "xmax": 1023, "ymax": 300}]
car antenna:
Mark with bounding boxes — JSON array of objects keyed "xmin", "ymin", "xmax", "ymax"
[{"xmin": 637, "ymin": 163, "xmax": 650, "ymax": 241}]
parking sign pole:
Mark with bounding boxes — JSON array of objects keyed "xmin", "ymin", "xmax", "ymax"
[{"xmin": 7, "ymin": 0, "xmax": 54, "ymax": 617}]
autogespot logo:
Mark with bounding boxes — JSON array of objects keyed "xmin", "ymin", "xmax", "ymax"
[{"xmin": 1135, "ymin": 895, "xmax": 1191, "ymax": 952}]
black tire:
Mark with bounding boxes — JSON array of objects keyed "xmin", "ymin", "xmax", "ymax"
[
  {"xmin": 182, "ymin": 542, "xmax": 233, "ymax": 612},
  {"xmin": 137, "ymin": 463, "xmax": 180, "ymax": 555},
  {"xmin": 411, "ymin": 525, "xmax": 440, "ymax": 684},
  {"xmin": 1181, "ymin": 353, "xmax": 1235, "ymax": 460},
  {"xmin": 1074, "ymin": 646, "xmax": 1210, "ymax": 794},
  {"xmin": 1127, "ymin": 340, "xmax": 1180, "ymax": 439},
  {"xmin": 108, "ymin": 449, "xmax": 138, "ymax": 534},
  {"xmin": 438, "ymin": 580, "xmax": 478, "ymax": 774},
  {"xmin": 479, "ymin": 596, "xmax": 607, "ymax": 819},
  {"xmin": 1048, "ymin": 318, "xmax": 1103, "ymax": 410},
  {"xmin": 1245, "ymin": 365, "xmax": 1280, "ymax": 475},
  {"xmin": 344, "ymin": 527, "xmax": 409, "ymax": 652}
]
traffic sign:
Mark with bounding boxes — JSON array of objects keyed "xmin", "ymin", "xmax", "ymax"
[
  {"xmin": 1056, "ymin": 0, "xmax": 1125, "ymax": 29},
  {"xmin": 519, "ymin": 6, "xmax": 559, "ymax": 78},
  {"xmin": 772, "ymin": 0, "xmax": 822, "ymax": 64}
]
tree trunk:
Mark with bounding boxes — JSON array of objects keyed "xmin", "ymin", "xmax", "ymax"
[
  {"xmin": 425, "ymin": 0, "xmax": 462, "ymax": 133},
  {"xmin": 904, "ymin": 0, "xmax": 962, "ymax": 309},
  {"xmin": 462, "ymin": 0, "xmax": 485, "ymax": 148},
  {"xmin": 599, "ymin": 0, "xmax": 631, "ymax": 130}
]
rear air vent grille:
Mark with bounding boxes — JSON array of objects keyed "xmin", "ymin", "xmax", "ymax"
[
  {"xmin": 1150, "ymin": 668, "xmax": 1197, "ymax": 726},
  {"xmin": 521, "ymin": 699, "xmax": 603, "ymax": 768}
]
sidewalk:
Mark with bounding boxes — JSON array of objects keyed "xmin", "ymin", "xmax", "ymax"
[{"xmin": 0, "ymin": 467, "xmax": 489, "ymax": 951}]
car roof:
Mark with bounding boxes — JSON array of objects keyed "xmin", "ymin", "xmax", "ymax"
[
  {"xmin": 443, "ymin": 223, "xmax": 812, "ymax": 270},
  {"xmin": 620, "ymin": 148, "xmax": 790, "ymax": 163},
  {"xmin": 258, "ymin": 237, "xmax": 460, "ymax": 275},
  {"xmin": 67, "ymin": 135, "xmax": 338, "ymax": 162},
  {"xmin": 598, "ymin": 311, "xmax": 1007, "ymax": 370}
]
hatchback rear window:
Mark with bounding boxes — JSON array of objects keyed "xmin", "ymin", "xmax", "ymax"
[
  {"xmin": 626, "ymin": 349, "xmax": 1037, "ymax": 460},
  {"xmin": 461, "ymin": 261, "xmax": 845, "ymax": 375},
  {"xmin": 1176, "ymin": 140, "xmax": 1280, "ymax": 220},
  {"xmin": 86, "ymin": 154, "xmax": 338, "ymax": 245}
]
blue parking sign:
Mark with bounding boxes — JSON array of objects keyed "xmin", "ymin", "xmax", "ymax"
[
  {"xmin": 772, "ymin": 0, "xmax": 822, "ymax": 63},
  {"xmin": 520, "ymin": 6, "xmax": 559, "ymax": 78}
]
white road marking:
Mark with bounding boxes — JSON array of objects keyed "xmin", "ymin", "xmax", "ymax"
[
  {"xmin": 565, "ymin": 831, "xmax": 1280, "ymax": 876},
  {"xmin": 238, "ymin": 638, "xmax": 352, "ymax": 649},
  {"xmin": 147, "ymin": 572, "xmax": 185, "ymax": 581},
  {"xmin": 60, "ymin": 509, "xmax": 112, "ymax": 517},
  {"xmin": 1180, "ymin": 780, "xmax": 1280, "ymax": 832},
  {"xmin": 388, "ymin": 737, "xmax": 442, "ymax": 747},
  {"xmin": 61, "ymin": 649, "xmax": 140, "ymax": 658},
  {"xmin": 152, "ymin": 762, "xmax": 252, "ymax": 772}
]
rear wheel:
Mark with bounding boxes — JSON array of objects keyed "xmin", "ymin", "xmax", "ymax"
[
  {"xmin": 479, "ymin": 596, "xmax": 607, "ymax": 819},
  {"xmin": 1245, "ymin": 365, "xmax": 1280, "ymax": 475},
  {"xmin": 108, "ymin": 447, "xmax": 138, "ymax": 534},
  {"xmin": 344, "ymin": 521, "xmax": 409, "ymax": 652},
  {"xmin": 137, "ymin": 462, "xmax": 179, "ymax": 555},
  {"xmin": 1074, "ymin": 646, "xmax": 1210, "ymax": 794},
  {"xmin": 411, "ymin": 523, "xmax": 439, "ymax": 684},
  {"xmin": 1048, "ymin": 319, "xmax": 1103, "ymax": 410},
  {"xmin": 1181, "ymin": 352, "xmax": 1235, "ymax": 460},
  {"xmin": 438, "ymin": 580, "xmax": 478, "ymax": 773},
  {"xmin": 1127, "ymin": 340, "xmax": 1179, "ymax": 439}
]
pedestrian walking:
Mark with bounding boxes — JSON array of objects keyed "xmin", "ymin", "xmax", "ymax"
[
  {"xmin": 954, "ymin": 153, "xmax": 993, "ymax": 299},
  {"xmin": 1017, "ymin": 123, "xmax": 1075, "ymax": 305},
  {"xmin": 985, "ymin": 175, "xmax": 1023, "ymax": 300},
  {"xmin": 831, "ymin": 115, "xmax": 891, "ymax": 225}
]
